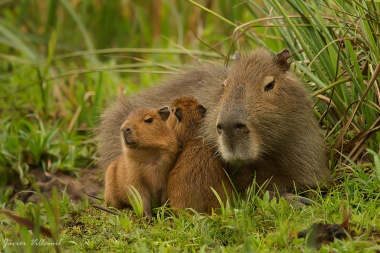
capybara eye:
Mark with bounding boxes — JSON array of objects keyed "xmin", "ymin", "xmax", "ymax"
[
  {"xmin": 144, "ymin": 118, "xmax": 153, "ymax": 123},
  {"xmin": 264, "ymin": 79, "xmax": 276, "ymax": 92}
]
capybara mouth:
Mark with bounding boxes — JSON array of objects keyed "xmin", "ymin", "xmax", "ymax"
[
  {"xmin": 124, "ymin": 136, "xmax": 137, "ymax": 147},
  {"xmin": 126, "ymin": 141, "xmax": 137, "ymax": 147},
  {"xmin": 219, "ymin": 141, "xmax": 257, "ymax": 165}
]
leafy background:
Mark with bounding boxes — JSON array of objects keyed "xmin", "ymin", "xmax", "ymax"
[{"xmin": 0, "ymin": 0, "xmax": 379, "ymax": 252}]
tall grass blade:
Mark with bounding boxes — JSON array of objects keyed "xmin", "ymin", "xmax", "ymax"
[{"xmin": 127, "ymin": 186, "xmax": 144, "ymax": 219}]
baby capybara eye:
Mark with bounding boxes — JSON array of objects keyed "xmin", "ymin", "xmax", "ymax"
[{"xmin": 144, "ymin": 118, "xmax": 153, "ymax": 123}]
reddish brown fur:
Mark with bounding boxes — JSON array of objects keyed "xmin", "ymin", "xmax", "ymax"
[
  {"xmin": 98, "ymin": 48, "xmax": 330, "ymax": 199},
  {"xmin": 167, "ymin": 97, "xmax": 234, "ymax": 214},
  {"xmin": 104, "ymin": 107, "xmax": 179, "ymax": 217}
]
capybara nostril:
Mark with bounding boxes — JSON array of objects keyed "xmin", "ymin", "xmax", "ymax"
[
  {"xmin": 121, "ymin": 127, "xmax": 132, "ymax": 140},
  {"xmin": 216, "ymin": 124, "xmax": 223, "ymax": 135},
  {"xmin": 216, "ymin": 121, "xmax": 249, "ymax": 137},
  {"xmin": 235, "ymin": 123, "xmax": 249, "ymax": 133}
]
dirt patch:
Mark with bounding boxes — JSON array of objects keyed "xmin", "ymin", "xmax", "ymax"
[{"xmin": 12, "ymin": 168, "xmax": 103, "ymax": 203}]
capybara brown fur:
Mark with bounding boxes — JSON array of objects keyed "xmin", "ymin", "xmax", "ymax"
[
  {"xmin": 211, "ymin": 50, "xmax": 330, "ymax": 192},
  {"xmin": 104, "ymin": 107, "xmax": 180, "ymax": 218},
  {"xmin": 98, "ymin": 48, "xmax": 330, "ymax": 198},
  {"xmin": 167, "ymin": 97, "xmax": 234, "ymax": 214}
]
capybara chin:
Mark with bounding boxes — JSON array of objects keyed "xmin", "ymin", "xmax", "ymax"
[
  {"xmin": 103, "ymin": 107, "xmax": 180, "ymax": 218},
  {"xmin": 167, "ymin": 97, "xmax": 234, "ymax": 214},
  {"xmin": 98, "ymin": 48, "xmax": 330, "ymax": 197}
]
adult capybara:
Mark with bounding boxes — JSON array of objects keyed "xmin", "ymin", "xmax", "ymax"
[
  {"xmin": 98, "ymin": 48, "xmax": 330, "ymax": 197},
  {"xmin": 104, "ymin": 107, "xmax": 180, "ymax": 218},
  {"xmin": 167, "ymin": 97, "xmax": 234, "ymax": 214}
]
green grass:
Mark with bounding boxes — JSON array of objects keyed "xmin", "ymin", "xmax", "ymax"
[
  {"xmin": 0, "ymin": 0, "xmax": 379, "ymax": 252},
  {"xmin": 1, "ymin": 168, "xmax": 379, "ymax": 252}
]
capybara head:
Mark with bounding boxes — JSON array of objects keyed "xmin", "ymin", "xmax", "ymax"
[
  {"xmin": 120, "ymin": 107, "xmax": 173, "ymax": 150},
  {"xmin": 171, "ymin": 97, "xmax": 207, "ymax": 143},
  {"xmin": 216, "ymin": 49, "xmax": 314, "ymax": 164}
]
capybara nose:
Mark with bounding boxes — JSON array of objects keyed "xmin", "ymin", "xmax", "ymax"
[
  {"xmin": 121, "ymin": 126, "xmax": 132, "ymax": 135},
  {"xmin": 216, "ymin": 124, "xmax": 223, "ymax": 135},
  {"xmin": 120, "ymin": 126, "xmax": 132, "ymax": 141},
  {"xmin": 217, "ymin": 122, "xmax": 249, "ymax": 136},
  {"xmin": 121, "ymin": 126, "xmax": 134, "ymax": 145}
]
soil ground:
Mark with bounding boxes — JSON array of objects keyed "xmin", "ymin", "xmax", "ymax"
[{"xmin": 11, "ymin": 168, "xmax": 103, "ymax": 203}]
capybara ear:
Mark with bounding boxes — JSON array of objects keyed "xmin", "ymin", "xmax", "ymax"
[
  {"xmin": 158, "ymin": 107, "xmax": 170, "ymax": 121},
  {"xmin": 174, "ymin": 108, "xmax": 183, "ymax": 122},
  {"xmin": 274, "ymin": 49, "xmax": 291, "ymax": 71},
  {"xmin": 197, "ymin": 105, "xmax": 207, "ymax": 116}
]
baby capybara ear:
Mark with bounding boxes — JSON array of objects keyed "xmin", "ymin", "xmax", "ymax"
[
  {"xmin": 197, "ymin": 105, "xmax": 207, "ymax": 116},
  {"xmin": 274, "ymin": 49, "xmax": 291, "ymax": 71},
  {"xmin": 174, "ymin": 108, "xmax": 183, "ymax": 122},
  {"xmin": 158, "ymin": 107, "xmax": 171, "ymax": 121}
]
